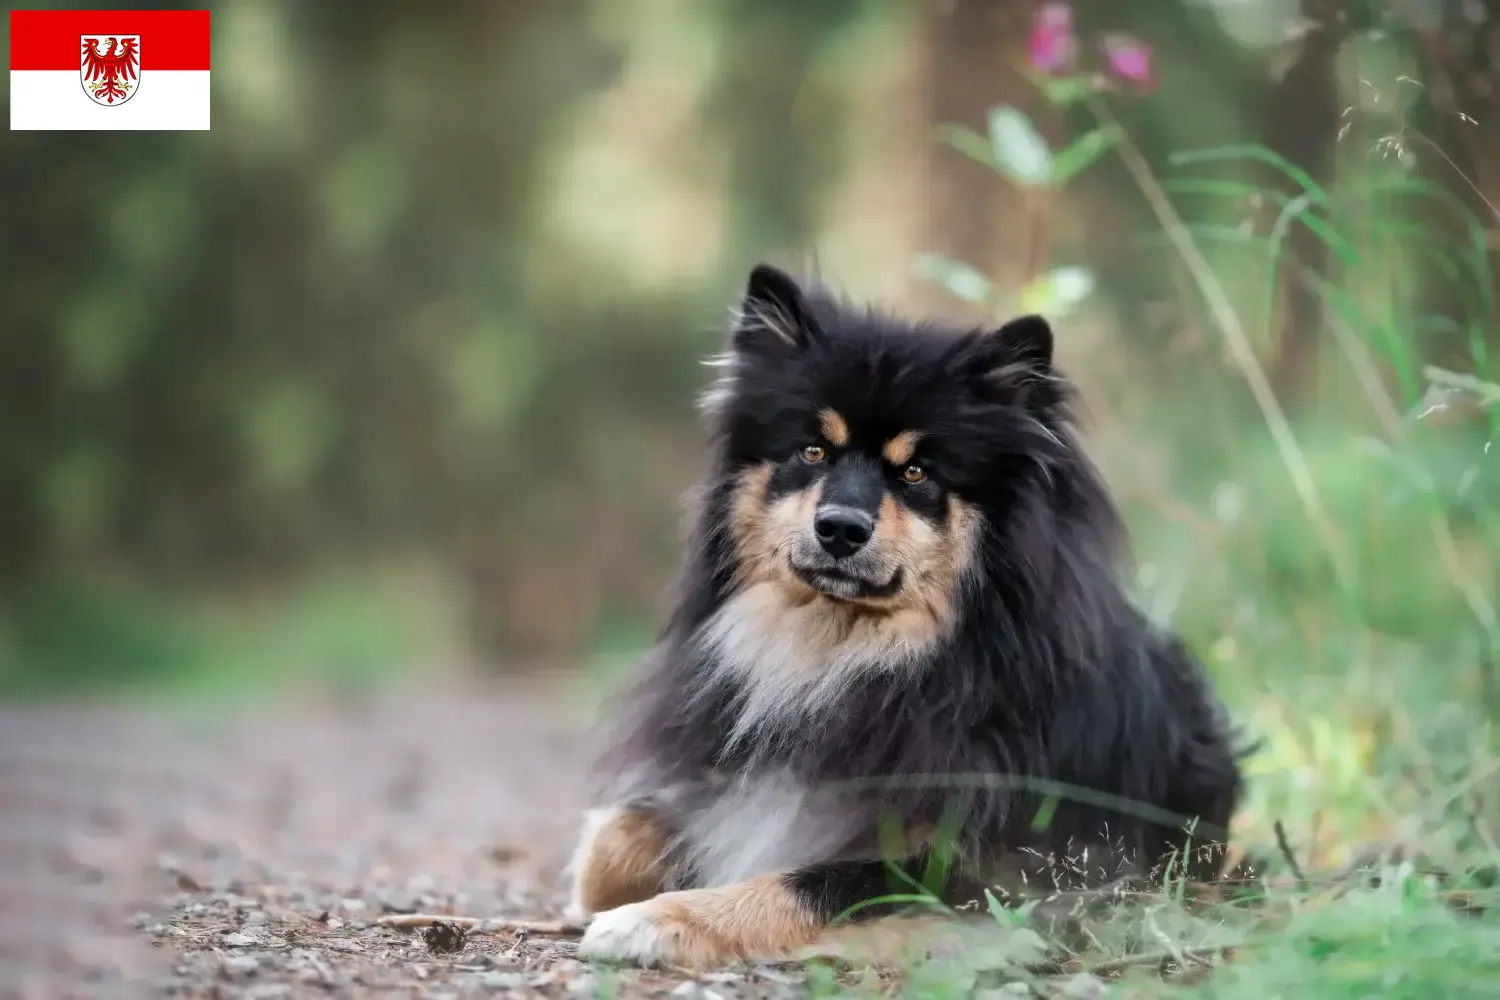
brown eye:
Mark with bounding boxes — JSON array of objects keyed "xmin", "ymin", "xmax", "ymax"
[
  {"xmin": 902, "ymin": 464, "xmax": 926, "ymax": 484},
  {"xmin": 801, "ymin": 445, "xmax": 826, "ymax": 463}
]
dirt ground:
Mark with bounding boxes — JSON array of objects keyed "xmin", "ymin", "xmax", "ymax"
[
  {"xmin": 2, "ymin": 675, "xmax": 1123, "ymax": 999},
  {"xmin": 0, "ymin": 675, "xmax": 800, "ymax": 999}
]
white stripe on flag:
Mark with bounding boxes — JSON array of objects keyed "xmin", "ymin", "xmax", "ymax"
[{"xmin": 10, "ymin": 70, "xmax": 210, "ymax": 130}]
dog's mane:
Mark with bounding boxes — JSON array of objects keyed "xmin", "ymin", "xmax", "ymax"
[{"xmin": 595, "ymin": 284, "xmax": 1229, "ymax": 858}]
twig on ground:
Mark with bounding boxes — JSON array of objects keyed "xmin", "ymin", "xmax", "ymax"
[
  {"xmin": 377, "ymin": 913, "xmax": 586, "ymax": 937},
  {"xmin": 1085, "ymin": 944, "xmax": 1236, "ymax": 979},
  {"xmin": 1273, "ymin": 820, "xmax": 1306, "ymax": 884}
]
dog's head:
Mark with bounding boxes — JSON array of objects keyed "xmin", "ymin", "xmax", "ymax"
[{"xmin": 702, "ymin": 264, "xmax": 1077, "ymax": 628}]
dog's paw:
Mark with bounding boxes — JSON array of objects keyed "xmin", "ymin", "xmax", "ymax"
[
  {"xmin": 577, "ymin": 880, "xmax": 812, "ymax": 969},
  {"xmin": 577, "ymin": 899, "xmax": 677, "ymax": 966}
]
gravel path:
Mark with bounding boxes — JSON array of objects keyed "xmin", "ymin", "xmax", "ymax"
[
  {"xmin": 0, "ymin": 675, "xmax": 805, "ymax": 999},
  {"xmin": 2, "ymin": 676, "xmax": 1131, "ymax": 999}
]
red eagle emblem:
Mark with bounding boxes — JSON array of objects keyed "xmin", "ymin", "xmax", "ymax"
[{"xmin": 80, "ymin": 35, "xmax": 140, "ymax": 106}]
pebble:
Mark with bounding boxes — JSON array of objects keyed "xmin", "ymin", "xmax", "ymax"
[
  {"xmin": 480, "ymin": 971, "xmax": 527, "ymax": 989},
  {"xmin": 243, "ymin": 910, "xmax": 268, "ymax": 927},
  {"xmin": 244, "ymin": 986, "xmax": 292, "ymax": 999},
  {"xmin": 296, "ymin": 966, "xmax": 338, "ymax": 987},
  {"xmin": 222, "ymin": 932, "xmax": 258, "ymax": 947},
  {"xmin": 1060, "ymin": 973, "xmax": 1108, "ymax": 999},
  {"xmin": 221, "ymin": 955, "xmax": 260, "ymax": 980},
  {"xmin": 979, "ymin": 984, "xmax": 1032, "ymax": 998}
]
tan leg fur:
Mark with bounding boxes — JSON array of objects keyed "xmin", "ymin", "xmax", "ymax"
[
  {"xmin": 578, "ymin": 874, "xmax": 821, "ymax": 968},
  {"xmin": 566, "ymin": 806, "xmax": 672, "ymax": 920}
]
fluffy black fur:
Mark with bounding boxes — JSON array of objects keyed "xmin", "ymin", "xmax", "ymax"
[{"xmin": 594, "ymin": 264, "xmax": 1245, "ymax": 923}]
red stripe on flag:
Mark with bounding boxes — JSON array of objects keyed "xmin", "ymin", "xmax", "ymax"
[{"xmin": 10, "ymin": 9, "xmax": 210, "ymax": 71}]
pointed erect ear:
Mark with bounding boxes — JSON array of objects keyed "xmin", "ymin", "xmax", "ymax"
[
  {"xmin": 953, "ymin": 314, "xmax": 1056, "ymax": 398},
  {"xmin": 991, "ymin": 313, "xmax": 1053, "ymax": 371},
  {"xmin": 732, "ymin": 263, "xmax": 818, "ymax": 353}
]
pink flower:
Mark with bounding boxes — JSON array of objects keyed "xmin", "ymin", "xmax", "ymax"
[
  {"xmin": 1028, "ymin": 3, "xmax": 1077, "ymax": 74},
  {"xmin": 1101, "ymin": 32, "xmax": 1153, "ymax": 91}
]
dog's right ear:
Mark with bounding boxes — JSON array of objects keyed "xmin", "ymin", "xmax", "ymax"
[{"xmin": 732, "ymin": 264, "xmax": 819, "ymax": 354}]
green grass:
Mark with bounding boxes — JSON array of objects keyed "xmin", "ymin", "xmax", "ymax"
[{"xmin": 795, "ymin": 788, "xmax": 1499, "ymax": 997}]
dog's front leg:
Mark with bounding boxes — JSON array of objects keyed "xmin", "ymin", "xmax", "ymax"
[
  {"xmin": 578, "ymin": 860, "xmax": 897, "ymax": 969},
  {"xmin": 565, "ymin": 804, "xmax": 674, "ymax": 921}
]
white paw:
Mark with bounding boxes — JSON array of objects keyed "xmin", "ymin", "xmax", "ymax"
[{"xmin": 578, "ymin": 900, "xmax": 672, "ymax": 966}]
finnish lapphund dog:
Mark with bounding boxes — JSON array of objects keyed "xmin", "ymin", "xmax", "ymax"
[{"xmin": 567, "ymin": 264, "xmax": 1244, "ymax": 969}]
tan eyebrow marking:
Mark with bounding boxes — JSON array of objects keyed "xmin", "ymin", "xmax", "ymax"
[
  {"xmin": 883, "ymin": 430, "xmax": 922, "ymax": 466},
  {"xmin": 819, "ymin": 408, "xmax": 850, "ymax": 447}
]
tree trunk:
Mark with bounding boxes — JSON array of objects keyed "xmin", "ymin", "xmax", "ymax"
[
  {"xmin": 1263, "ymin": 6, "xmax": 1343, "ymax": 415},
  {"xmin": 912, "ymin": 0, "xmax": 1055, "ymax": 323}
]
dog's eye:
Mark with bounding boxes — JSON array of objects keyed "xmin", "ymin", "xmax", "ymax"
[
  {"xmin": 801, "ymin": 445, "xmax": 826, "ymax": 464},
  {"xmin": 901, "ymin": 464, "xmax": 926, "ymax": 484}
]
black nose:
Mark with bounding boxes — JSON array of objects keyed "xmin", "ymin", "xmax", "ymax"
[{"xmin": 814, "ymin": 506, "xmax": 875, "ymax": 560}]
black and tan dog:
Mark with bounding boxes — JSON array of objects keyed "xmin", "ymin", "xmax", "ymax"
[{"xmin": 567, "ymin": 265, "xmax": 1244, "ymax": 968}]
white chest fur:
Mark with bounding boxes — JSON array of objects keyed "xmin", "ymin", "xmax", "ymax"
[
  {"xmin": 677, "ymin": 770, "xmax": 866, "ymax": 887},
  {"xmin": 696, "ymin": 582, "xmax": 935, "ymax": 751}
]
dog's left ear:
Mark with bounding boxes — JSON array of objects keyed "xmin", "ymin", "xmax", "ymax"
[
  {"xmin": 953, "ymin": 314, "xmax": 1056, "ymax": 403},
  {"xmin": 732, "ymin": 264, "xmax": 820, "ymax": 355},
  {"xmin": 988, "ymin": 314, "xmax": 1053, "ymax": 372}
]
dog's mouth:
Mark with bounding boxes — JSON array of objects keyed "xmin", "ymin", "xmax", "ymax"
[{"xmin": 791, "ymin": 563, "xmax": 904, "ymax": 602}]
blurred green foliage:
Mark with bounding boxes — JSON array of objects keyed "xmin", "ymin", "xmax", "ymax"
[
  {"xmin": 2, "ymin": 0, "xmax": 1500, "ymax": 737},
  {"xmin": 0, "ymin": 0, "xmax": 880, "ymax": 685}
]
